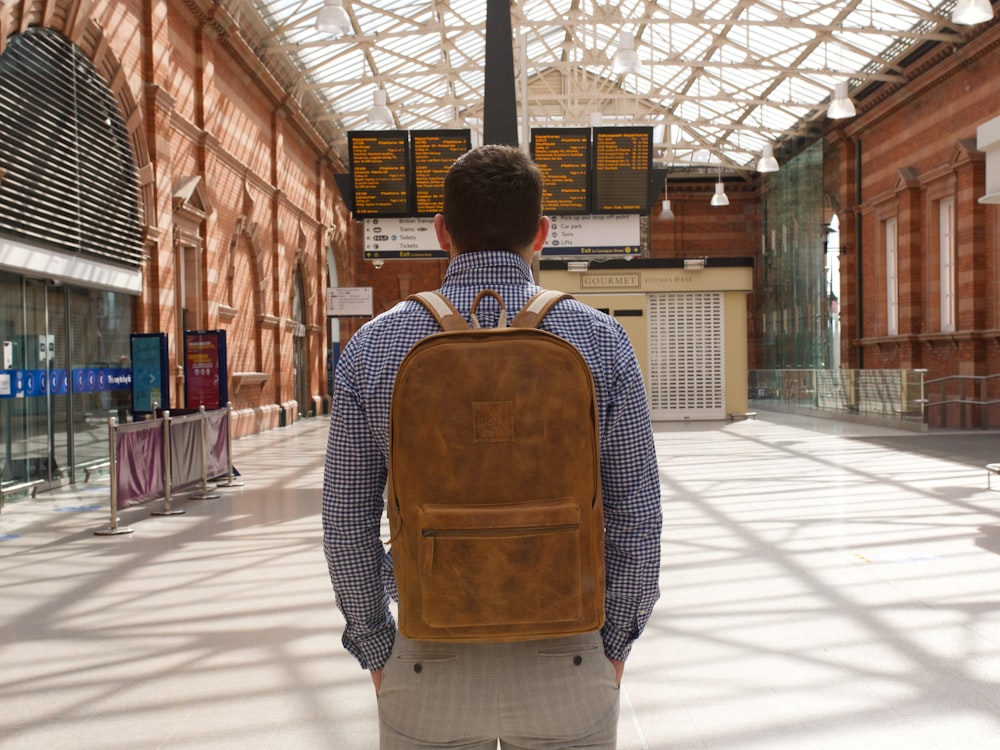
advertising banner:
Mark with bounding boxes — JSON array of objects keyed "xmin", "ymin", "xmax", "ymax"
[{"xmin": 183, "ymin": 330, "xmax": 228, "ymax": 410}]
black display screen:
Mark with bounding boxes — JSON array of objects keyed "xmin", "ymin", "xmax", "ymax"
[
  {"xmin": 348, "ymin": 130, "xmax": 411, "ymax": 218},
  {"xmin": 531, "ymin": 128, "xmax": 591, "ymax": 215},
  {"xmin": 411, "ymin": 129, "xmax": 471, "ymax": 216},
  {"xmin": 592, "ymin": 127, "xmax": 652, "ymax": 214}
]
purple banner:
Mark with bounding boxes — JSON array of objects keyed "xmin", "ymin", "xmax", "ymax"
[
  {"xmin": 169, "ymin": 414, "xmax": 203, "ymax": 490},
  {"xmin": 205, "ymin": 409, "xmax": 229, "ymax": 478},
  {"xmin": 115, "ymin": 423, "xmax": 165, "ymax": 509}
]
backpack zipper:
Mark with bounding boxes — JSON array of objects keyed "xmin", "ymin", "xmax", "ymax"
[
  {"xmin": 420, "ymin": 524, "xmax": 578, "ymax": 574},
  {"xmin": 422, "ymin": 524, "xmax": 577, "ymax": 538}
]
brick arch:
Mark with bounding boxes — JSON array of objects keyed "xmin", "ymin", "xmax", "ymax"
[
  {"xmin": 240, "ymin": 220, "xmax": 267, "ymax": 373},
  {"xmin": 0, "ymin": 0, "xmax": 156, "ymax": 233}
]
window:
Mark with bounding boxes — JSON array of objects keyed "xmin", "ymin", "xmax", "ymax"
[
  {"xmin": 885, "ymin": 217, "xmax": 898, "ymax": 336},
  {"xmin": 939, "ymin": 197, "xmax": 955, "ymax": 332}
]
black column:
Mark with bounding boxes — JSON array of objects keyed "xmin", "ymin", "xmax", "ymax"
[{"xmin": 483, "ymin": 0, "xmax": 518, "ymax": 147}]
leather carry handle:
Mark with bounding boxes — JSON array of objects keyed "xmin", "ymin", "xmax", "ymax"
[
  {"xmin": 470, "ymin": 290, "xmax": 507, "ymax": 329},
  {"xmin": 410, "ymin": 289, "xmax": 571, "ymax": 331}
]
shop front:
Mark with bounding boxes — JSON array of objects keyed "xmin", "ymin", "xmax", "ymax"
[{"xmin": 0, "ymin": 268, "xmax": 134, "ymax": 494}]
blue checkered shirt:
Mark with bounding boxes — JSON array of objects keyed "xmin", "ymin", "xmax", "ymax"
[{"xmin": 322, "ymin": 250, "xmax": 662, "ymax": 670}]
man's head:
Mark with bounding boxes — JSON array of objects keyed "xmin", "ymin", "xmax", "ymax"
[{"xmin": 435, "ymin": 144, "xmax": 548, "ymax": 258}]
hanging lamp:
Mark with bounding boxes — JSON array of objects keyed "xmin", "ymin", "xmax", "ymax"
[
  {"xmin": 367, "ymin": 88, "xmax": 394, "ymax": 127},
  {"xmin": 710, "ymin": 181, "xmax": 729, "ymax": 207},
  {"xmin": 828, "ymin": 81, "xmax": 856, "ymax": 119},
  {"xmin": 316, "ymin": 0, "xmax": 353, "ymax": 37},
  {"xmin": 658, "ymin": 173, "xmax": 675, "ymax": 221},
  {"xmin": 612, "ymin": 31, "xmax": 642, "ymax": 75},
  {"xmin": 658, "ymin": 198, "xmax": 675, "ymax": 221},
  {"xmin": 757, "ymin": 142, "xmax": 779, "ymax": 173},
  {"xmin": 952, "ymin": 0, "xmax": 994, "ymax": 24}
]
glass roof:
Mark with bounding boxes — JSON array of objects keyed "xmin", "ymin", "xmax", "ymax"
[{"xmin": 222, "ymin": 0, "xmax": 976, "ymax": 175}]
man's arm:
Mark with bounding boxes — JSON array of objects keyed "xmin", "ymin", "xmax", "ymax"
[
  {"xmin": 598, "ymin": 328, "xmax": 663, "ymax": 664},
  {"xmin": 321, "ymin": 352, "xmax": 396, "ymax": 672}
]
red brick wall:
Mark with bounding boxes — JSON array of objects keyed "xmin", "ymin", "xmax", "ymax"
[
  {"xmin": 831, "ymin": 23, "xmax": 1000, "ymax": 426},
  {"xmin": 3, "ymin": 0, "xmax": 353, "ymax": 435}
]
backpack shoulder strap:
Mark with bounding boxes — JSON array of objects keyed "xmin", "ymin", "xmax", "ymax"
[
  {"xmin": 408, "ymin": 291, "xmax": 470, "ymax": 332},
  {"xmin": 511, "ymin": 290, "xmax": 572, "ymax": 330}
]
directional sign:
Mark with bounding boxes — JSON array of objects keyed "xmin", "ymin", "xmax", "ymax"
[
  {"xmin": 542, "ymin": 214, "xmax": 642, "ymax": 257},
  {"xmin": 363, "ymin": 217, "xmax": 447, "ymax": 260},
  {"xmin": 326, "ymin": 287, "xmax": 374, "ymax": 317}
]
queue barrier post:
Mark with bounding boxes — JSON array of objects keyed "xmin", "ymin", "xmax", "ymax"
[
  {"xmin": 94, "ymin": 417, "xmax": 134, "ymax": 536},
  {"xmin": 189, "ymin": 406, "xmax": 220, "ymax": 500},
  {"xmin": 151, "ymin": 410, "xmax": 185, "ymax": 516},
  {"xmin": 214, "ymin": 402, "xmax": 244, "ymax": 488}
]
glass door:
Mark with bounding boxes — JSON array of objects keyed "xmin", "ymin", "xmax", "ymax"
[
  {"xmin": 0, "ymin": 279, "xmax": 62, "ymax": 486},
  {"xmin": 0, "ymin": 274, "xmax": 134, "ymax": 492},
  {"xmin": 0, "ymin": 272, "xmax": 29, "ymax": 485},
  {"xmin": 68, "ymin": 287, "xmax": 133, "ymax": 478}
]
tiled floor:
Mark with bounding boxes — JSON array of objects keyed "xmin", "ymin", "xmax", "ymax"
[{"xmin": 2, "ymin": 412, "xmax": 999, "ymax": 749}]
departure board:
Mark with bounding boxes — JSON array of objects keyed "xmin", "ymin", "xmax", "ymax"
[
  {"xmin": 531, "ymin": 128, "xmax": 591, "ymax": 215},
  {"xmin": 411, "ymin": 129, "xmax": 471, "ymax": 216},
  {"xmin": 348, "ymin": 131, "xmax": 410, "ymax": 218},
  {"xmin": 592, "ymin": 127, "xmax": 652, "ymax": 214}
]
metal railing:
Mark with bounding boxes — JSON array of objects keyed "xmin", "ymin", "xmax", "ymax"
[
  {"xmin": 749, "ymin": 370, "xmax": 1000, "ymax": 429},
  {"xmin": 748, "ymin": 369, "xmax": 928, "ymax": 427},
  {"xmin": 923, "ymin": 374, "xmax": 1000, "ymax": 429}
]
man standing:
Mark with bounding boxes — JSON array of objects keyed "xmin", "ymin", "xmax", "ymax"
[{"xmin": 323, "ymin": 144, "xmax": 662, "ymax": 749}]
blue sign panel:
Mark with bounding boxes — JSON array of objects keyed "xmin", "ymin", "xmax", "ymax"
[
  {"xmin": 0, "ymin": 367, "xmax": 130, "ymax": 399},
  {"xmin": 131, "ymin": 333, "xmax": 170, "ymax": 414}
]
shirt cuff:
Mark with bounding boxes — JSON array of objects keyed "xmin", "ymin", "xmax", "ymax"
[
  {"xmin": 344, "ymin": 621, "xmax": 397, "ymax": 671},
  {"xmin": 600, "ymin": 620, "xmax": 635, "ymax": 662}
]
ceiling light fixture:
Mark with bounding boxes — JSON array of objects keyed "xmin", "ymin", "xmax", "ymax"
[
  {"xmin": 757, "ymin": 142, "xmax": 779, "ymax": 173},
  {"xmin": 612, "ymin": 31, "xmax": 642, "ymax": 75},
  {"xmin": 828, "ymin": 81, "xmax": 856, "ymax": 119},
  {"xmin": 658, "ymin": 174, "xmax": 674, "ymax": 220},
  {"xmin": 366, "ymin": 88, "xmax": 394, "ymax": 127},
  {"xmin": 711, "ymin": 181, "xmax": 729, "ymax": 207},
  {"xmin": 316, "ymin": 0, "xmax": 353, "ymax": 38},
  {"xmin": 952, "ymin": 0, "xmax": 994, "ymax": 24},
  {"xmin": 711, "ymin": 162, "xmax": 729, "ymax": 207}
]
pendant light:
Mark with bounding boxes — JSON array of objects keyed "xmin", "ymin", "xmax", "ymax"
[
  {"xmin": 612, "ymin": 31, "xmax": 642, "ymax": 75},
  {"xmin": 757, "ymin": 142, "xmax": 779, "ymax": 173},
  {"xmin": 952, "ymin": 0, "xmax": 994, "ymax": 24},
  {"xmin": 658, "ymin": 173, "xmax": 675, "ymax": 221},
  {"xmin": 828, "ymin": 81, "xmax": 856, "ymax": 119},
  {"xmin": 316, "ymin": 0, "xmax": 353, "ymax": 38},
  {"xmin": 367, "ymin": 88, "xmax": 394, "ymax": 127},
  {"xmin": 710, "ymin": 161, "xmax": 729, "ymax": 207},
  {"xmin": 658, "ymin": 198, "xmax": 675, "ymax": 221},
  {"xmin": 710, "ymin": 181, "xmax": 729, "ymax": 207}
]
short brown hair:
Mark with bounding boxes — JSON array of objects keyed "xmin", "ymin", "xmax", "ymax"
[{"xmin": 441, "ymin": 144, "xmax": 543, "ymax": 254}]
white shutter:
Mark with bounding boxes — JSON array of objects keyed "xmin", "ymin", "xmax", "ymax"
[{"xmin": 648, "ymin": 292, "xmax": 726, "ymax": 420}]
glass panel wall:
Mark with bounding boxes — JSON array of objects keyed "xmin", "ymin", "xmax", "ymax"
[
  {"xmin": 1, "ymin": 272, "xmax": 35, "ymax": 484},
  {"xmin": 70, "ymin": 286, "xmax": 133, "ymax": 474},
  {"xmin": 759, "ymin": 140, "xmax": 833, "ymax": 369},
  {"xmin": 0, "ymin": 271, "xmax": 132, "ymax": 491}
]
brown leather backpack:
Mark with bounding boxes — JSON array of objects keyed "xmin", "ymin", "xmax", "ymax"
[{"xmin": 387, "ymin": 288, "xmax": 605, "ymax": 642}]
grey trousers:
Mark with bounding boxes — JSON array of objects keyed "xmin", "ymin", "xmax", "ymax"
[{"xmin": 377, "ymin": 630, "xmax": 620, "ymax": 750}]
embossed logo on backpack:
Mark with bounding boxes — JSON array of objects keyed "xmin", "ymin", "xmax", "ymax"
[{"xmin": 473, "ymin": 401, "xmax": 513, "ymax": 442}]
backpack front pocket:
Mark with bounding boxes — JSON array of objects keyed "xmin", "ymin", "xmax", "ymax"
[{"xmin": 416, "ymin": 498, "xmax": 584, "ymax": 629}]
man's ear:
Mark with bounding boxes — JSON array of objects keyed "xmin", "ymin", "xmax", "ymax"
[
  {"xmin": 434, "ymin": 214, "xmax": 453, "ymax": 255},
  {"xmin": 531, "ymin": 216, "xmax": 550, "ymax": 253}
]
